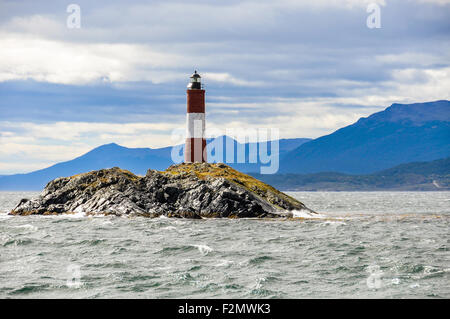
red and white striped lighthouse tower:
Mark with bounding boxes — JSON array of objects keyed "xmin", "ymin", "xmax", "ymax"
[{"xmin": 185, "ymin": 71, "xmax": 207, "ymax": 163}]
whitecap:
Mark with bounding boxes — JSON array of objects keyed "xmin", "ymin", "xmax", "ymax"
[
  {"xmin": 391, "ymin": 278, "xmax": 400, "ymax": 285},
  {"xmin": 214, "ymin": 259, "xmax": 234, "ymax": 267},
  {"xmin": 161, "ymin": 226, "xmax": 177, "ymax": 231},
  {"xmin": 291, "ymin": 209, "xmax": 326, "ymax": 219},
  {"xmin": 192, "ymin": 244, "xmax": 213, "ymax": 255},
  {"xmin": 254, "ymin": 277, "xmax": 267, "ymax": 289},
  {"xmin": 64, "ymin": 211, "xmax": 86, "ymax": 218},
  {"xmin": 13, "ymin": 224, "xmax": 38, "ymax": 231},
  {"xmin": 39, "ymin": 209, "xmax": 87, "ymax": 219}
]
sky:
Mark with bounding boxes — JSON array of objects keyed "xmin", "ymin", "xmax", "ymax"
[{"xmin": 0, "ymin": 0, "xmax": 449, "ymax": 174}]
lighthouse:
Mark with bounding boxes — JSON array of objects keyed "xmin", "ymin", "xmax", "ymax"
[{"xmin": 185, "ymin": 71, "xmax": 207, "ymax": 163}]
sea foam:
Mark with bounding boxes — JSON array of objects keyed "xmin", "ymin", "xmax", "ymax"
[
  {"xmin": 192, "ymin": 244, "xmax": 213, "ymax": 255},
  {"xmin": 291, "ymin": 209, "xmax": 326, "ymax": 219}
]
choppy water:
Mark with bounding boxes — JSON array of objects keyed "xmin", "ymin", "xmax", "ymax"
[{"xmin": 0, "ymin": 191, "xmax": 449, "ymax": 299}]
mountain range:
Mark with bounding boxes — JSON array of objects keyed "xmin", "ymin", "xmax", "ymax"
[
  {"xmin": 0, "ymin": 100, "xmax": 448, "ymax": 191},
  {"xmin": 0, "ymin": 137, "xmax": 310, "ymax": 190},
  {"xmin": 281, "ymin": 100, "xmax": 450, "ymax": 174}
]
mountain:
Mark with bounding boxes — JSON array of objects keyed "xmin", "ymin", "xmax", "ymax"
[
  {"xmin": 252, "ymin": 157, "xmax": 450, "ymax": 191},
  {"xmin": 281, "ymin": 100, "xmax": 450, "ymax": 174},
  {"xmin": 0, "ymin": 143, "xmax": 173, "ymax": 191},
  {"xmin": 375, "ymin": 156, "xmax": 450, "ymax": 176},
  {"xmin": 0, "ymin": 137, "xmax": 310, "ymax": 191}
]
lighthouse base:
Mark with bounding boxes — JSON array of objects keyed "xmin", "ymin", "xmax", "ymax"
[{"xmin": 185, "ymin": 138, "xmax": 207, "ymax": 163}]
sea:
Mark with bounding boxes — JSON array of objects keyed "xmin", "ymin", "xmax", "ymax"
[{"xmin": 0, "ymin": 191, "xmax": 448, "ymax": 299}]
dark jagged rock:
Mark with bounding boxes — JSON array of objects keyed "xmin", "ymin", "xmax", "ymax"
[{"xmin": 10, "ymin": 163, "xmax": 315, "ymax": 219}]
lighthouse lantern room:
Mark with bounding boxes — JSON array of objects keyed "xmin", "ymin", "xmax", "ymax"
[{"xmin": 185, "ymin": 71, "xmax": 207, "ymax": 163}]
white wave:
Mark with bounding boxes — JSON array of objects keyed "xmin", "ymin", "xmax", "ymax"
[
  {"xmin": 214, "ymin": 259, "xmax": 234, "ymax": 267},
  {"xmin": 40, "ymin": 211, "xmax": 87, "ymax": 219},
  {"xmin": 13, "ymin": 224, "xmax": 38, "ymax": 231},
  {"xmin": 192, "ymin": 244, "xmax": 213, "ymax": 255},
  {"xmin": 161, "ymin": 226, "xmax": 177, "ymax": 231},
  {"xmin": 254, "ymin": 277, "xmax": 267, "ymax": 289},
  {"xmin": 291, "ymin": 209, "xmax": 326, "ymax": 219},
  {"xmin": 65, "ymin": 211, "xmax": 87, "ymax": 218}
]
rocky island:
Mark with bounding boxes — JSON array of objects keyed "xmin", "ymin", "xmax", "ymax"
[{"xmin": 10, "ymin": 163, "xmax": 315, "ymax": 218}]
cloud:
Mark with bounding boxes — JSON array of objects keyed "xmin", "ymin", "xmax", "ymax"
[
  {"xmin": 418, "ymin": 0, "xmax": 450, "ymax": 4},
  {"xmin": 0, "ymin": 31, "xmax": 186, "ymax": 85},
  {"xmin": 0, "ymin": 120, "xmax": 183, "ymax": 173},
  {"xmin": 204, "ymin": 73, "xmax": 264, "ymax": 87},
  {"xmin": 0, "ymin": 0, "xmax": 449, "ymax": 173},
  {"xmin": 0, "ymin": 30, "xmax": 261, "ymax": 86}
]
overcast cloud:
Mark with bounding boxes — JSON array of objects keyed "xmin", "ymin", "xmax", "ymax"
[{"xmin": 0, "ymin": 0, "xmax": 449, "ymax": 173}]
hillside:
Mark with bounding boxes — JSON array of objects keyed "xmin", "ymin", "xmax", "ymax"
[
  {"xmin": 252, "ymin": 157, "xmax": 450, "ymax": 191},
  {"xmin": 280, "ymin": 100, "xmax": 450, "ymax": 174}
]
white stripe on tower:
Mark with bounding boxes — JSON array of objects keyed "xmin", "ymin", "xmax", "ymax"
[{"xmin": 186, "ymin": 113, "xmax": 205, "ymax": 139}]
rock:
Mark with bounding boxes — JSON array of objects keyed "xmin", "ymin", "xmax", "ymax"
[{"xmin": 10, "ymin": 163, "xmax": 315, "ymax": 218}]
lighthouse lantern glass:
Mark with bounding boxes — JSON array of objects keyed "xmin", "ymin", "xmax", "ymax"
[{"xmin": 188, "ymin": 72, "xmax": 202, "ymax": 89}]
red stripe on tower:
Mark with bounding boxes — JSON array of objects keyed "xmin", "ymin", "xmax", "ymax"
[{"xmin": 185, "ymin": 71, "xmax": 207, "ymax": 163}]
